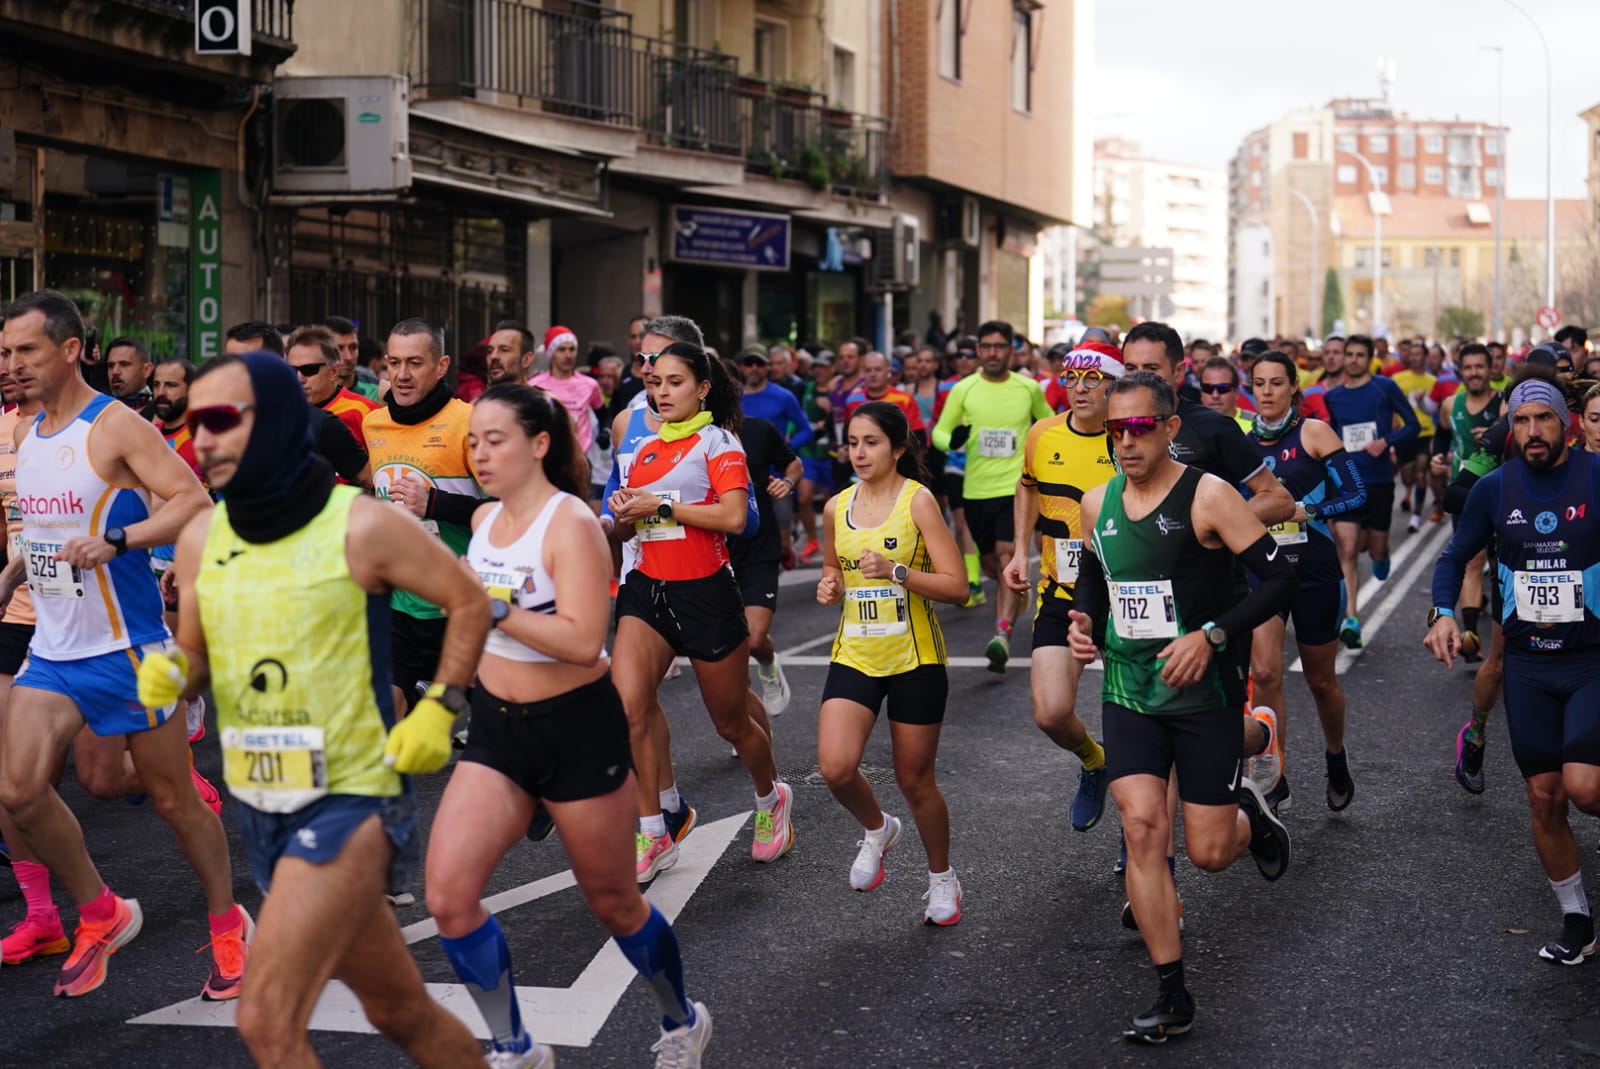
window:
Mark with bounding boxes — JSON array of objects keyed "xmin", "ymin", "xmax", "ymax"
[
  {"xmin": 1381, "ymin": 248, "xmax": 1392, "ymax": 268},
  {"xmin": 1354, "ymin": 247, "xmax": 1371, "ymax": 269},
  {"xmin": 753, "ymin": 18, "xmax": 788, "ymax": 81},
  {"xmin": 1338, "ymin": 135, "xmax": 1357, "ymax": 153},
  {"xmin": 937, "ymin": 0, "xmax": 961, "ymax": 80},
  {"xmin": 1337, "ymin": 164, "xmax": 1357, "ymax": 184},
  {"xmin": 1372, "ymin": 165, "xmax": 1389, "ymax": 188},
  {"xmin": 1450, "ymin": 248, "xmax": 1460, "ymax": 268},
  {"xmin": 1293, "ymin": 132, "xmax": 1308, "ymax": 159},
  {"xmin": 1398, "ymin": 163, "xmax": 1416, "ymax": 189},
  {"xmin": 1399, "ymin": 133, "xmax": 1416, "ymax": 157},
  {"xmin": 1251, "ymin": 171, "xmax": 1261, "ymax": 187},
  {"xmin": 1447, "ymin": 166, "xmax": 1479, "ymax": 198},
  {"xmin": 1485, "ymin": 137, "xmax": 1500, "ymax": 156},
  {"xmin": 1011, "ymin": 7, "xmax": 1033, "ymax": 113},
  {"xmin": 1424, "ymin": 165, "xmax": 1444, "ymax": 185},
  {"xmin": 1368, "ymin": 134, "xmax": 1389, "ymax": 153},
  {"xmin": 1424, "ymin": 135, "xmax": 1444, "ymax": 153},
  {"xmin": 831, "ymin": 45, "xmax": 856, "ymax": 110},
  {"xmin": 1485, "ymin": 167, "xmax": 1500, "ymax": 188},
  {"xmin": 1423, "ymin": 248, "xmax": 1439, "ymax": 267}
]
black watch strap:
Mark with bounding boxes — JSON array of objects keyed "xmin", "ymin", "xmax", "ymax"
[{"xmin": 104, "ymin": 527, "xmax": 129, "ymax": 555}]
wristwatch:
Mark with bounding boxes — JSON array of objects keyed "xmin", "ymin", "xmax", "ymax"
[
  {"xmin": 489, "ymin": 599, "xmax": 510, "ymax": 629},
  {"xmin": 1201, "ymin": 621, "xmax": 1227, "ymax": 650},
  {"xmin": 1302, "ymin": 501, "xmax": 1319, "ymax": 521},
  {"xmin": 103, "ymin": 527, "xmax": 129, "ymax": 556},
  {"xmin": 1427, "ymin": 606, "xmax": 1455, "ymax": 626},
  {"xmin": 891, "ymin": 562, "xmax": 910, "ymax": 585},
  {"xmin": 424, "ymin": 682, "xmax": 470, "ymax": 717},
  {"xmin": 656, "ymin": 500, "xmax": 675, "ymax": 521}
]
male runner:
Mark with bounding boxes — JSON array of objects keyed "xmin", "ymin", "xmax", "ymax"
[
  {"xmin": 1427, "ymin": 379, "xmax": 1600, "ymax": 965},
  {"xmin": 105, "ymin": 336, "xmax": 155, "ymax": 414},
  {"xmin": 1067, "ymin": 370, "xmax": 1295, "ymax": 1042},
  {"xmin": 484, "ymin": 321, "xmax": 535, "ymax": 388},
  {"xmin": 291, "ymin": 325, "xmax": 381, "ymax": 449},
  {"xmin": 825, "ymin": 338, "xmax": 869, "ymax": 487},
  {"xmin": 1389, "ymin": 341, "xmax": 1438, "ymax": 530},
  {"xmin": 322, "ymin": 315, "xmax": 382, "ymax": 400},
  {"xmin": 844, "ymin": 350, "xmax": 927, "ymax": 440},
  {"xmin": 1002, "ymin": 342, "xmax": 1119, "ymax": 832},
  {"xmin": 932, "ymin": 320, "xmax": 1053, "ymax": 672},
  {"xmin": 1322, "ymin": 333, "xmax": 1419, "ymax": 647},
  {"xmin": 139, "ymin": 350, "xmax": 493, "ymax": 1066},
  {"xmin": 0, "ymin": 289, "xmax": 249, "ymax": 999}
]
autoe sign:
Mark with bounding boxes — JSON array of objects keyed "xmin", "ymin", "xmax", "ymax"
[
  {"xmin": 190, "ymin": 169, "xmax": 224, "ymax": 359},
  {"xmin": 669, "ymin": 205, "xmax": 790, "ymax": 271},
  {"xmin": 195, "ymin": 0, "xmax": 252, "ymax": 56}
]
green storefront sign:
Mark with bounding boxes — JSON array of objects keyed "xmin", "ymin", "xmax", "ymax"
[{"xmin": 190, "ymin": 168, "xmax": 223, "ymax": 360}]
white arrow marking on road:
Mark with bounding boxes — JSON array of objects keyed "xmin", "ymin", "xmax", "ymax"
[{"xmin": 129, "ymin": 812, "xmax": 749, "ymax": 1048}]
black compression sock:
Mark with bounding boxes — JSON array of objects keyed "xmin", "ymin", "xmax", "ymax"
[{"xmin": 1156, "ymin": 959, "xmax": 1186, "ymax": 994}]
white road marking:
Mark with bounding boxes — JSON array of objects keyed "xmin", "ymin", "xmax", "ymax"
[
  {"xmin": 776, "ymin": 653, "xmax": 1102, "ymax": 670},
  {"xmin": 129, "ymin": 812, "xmax": 749, "ymax": 1048}
]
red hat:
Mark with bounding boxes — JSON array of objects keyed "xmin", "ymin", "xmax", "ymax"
[{"xmin": 543, "ymin": 325, "xmax": 577, "ymax": 351}]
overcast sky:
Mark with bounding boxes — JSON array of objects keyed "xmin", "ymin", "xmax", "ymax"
[{"xmin": 1093, "ymin": 0, "xmax": 1599, "ymax": 201}]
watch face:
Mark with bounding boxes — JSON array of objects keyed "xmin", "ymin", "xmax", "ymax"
[{"xmin": 491, "ymin": 599, "xmax": 510, "ymax": 623}]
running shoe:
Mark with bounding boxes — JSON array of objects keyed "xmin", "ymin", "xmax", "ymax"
[
  {"xmin": 1539, "ymin": 913, "xmax": 1596, "ymax": 965},
  {"xmin": 199, "ymin": 906, "xmax": 254, "ymax": 1001},
  {"xmin": 1429, "ymin": 507, "xmax": 1444, "ymax": 524},
  {"xmin": 1070, "ymin": 766, "xmax": 1109, "ymax": 832},
  {"xmin": 526, "ymin": 804, "xmax": 555, "ymax": 843},
  {"xmin": 1454, "ymin": 724, "xmax": 1486, "ymax": 795},
  {"xmin": 756, "ymin": 661, "xmax": 791, "ymax": 717},
  {"xmin": 1123, "ymin": 990, "xmax": 1195, "ymax": 1045},
  {"xmin": 3, "ymin": 910, "xmax": 70, "ymax": 965},
  {"xmin": 190, "ymin": 755, "xmax": 223, "ymax": 819},
  {"xmin": 53, "ymin": 895, "xmax": 143, "ymax": 997},
  {"xmin": 1460, "ymin": 630, "xmax": 1483, "ymax": 663},
  {"xmin": 636, "ymin": 831, "xmax": 680, "ymax": 883},
  {"xmin": 751, "ymin": 783, "xmax": 795, "ymax": 863},
  {"xmin": 487, "ymin": 1043, "xmax": 556, "ymax": 1069},
  {"xmin": 1266, "ymin": 774, "xmax": 1292, "ymax": 814},
  {"xmin": 385, "ymin": 890, "xmax": 417, "ymax": 907},
  {"xmin": 1238, "ymin": 779, "xmax": 1291, "ymax": 881},
  {"xmin": 780, "ymin": 547, "xmax": 797, "ymax": 571},
  {"xmin": 922, "ymin": 870, "xmax": 963, "ymax": 926},
  {"xmin": 849, "ymin": 814, "xmax": 903, "ymax": 892},
  {"xmin": 651, "ymin": 1001, "xmax": 712, "ymax": 1069},
  {"xmin": 663, "ymin": 660, "xmax": 682, "ymax": 682},
  {"xmin": 1245, "ymin": 706, "xmax": 1283, "ymax": 798},
  {"xmin": 1400, "ymin": 492, "xmax": 1412, "ymax": 514},
  {"xmin": 1407, "ymin": 513, "xmax": 1422, "ymax": 532},
  {"xmin": 1119, "ymin": 891, "xmax": 1184, "ymax": 933},
  {"xmin": 962, "ymin": 583, "xmax": 986, "ymax": 609},
  {"xmin": 1326, "ymin": 751, "xmax": 1355, "ymax": 811},
  {"xmin": 1372, "ymin": 557, "xmax": 1391, "ymax": 582},
  {"xmin": 985, "ymin": 632, "xmax": 1009, "ymax": 674},
  {"xmin": 665, "ymin": 801, "xmax": 698, "ymax": 844},
  {"xmin": 1113, "ymin": 835, "xmax": 1128, "ymax": 875},
  {"xmin": 799, "ymin": 538, "xmax": 821, "ymax": 564},
  {"xmin": 1339, "ymin": 615, "xmax": 1363, "ymax": 649},
  {"xmin": 185, "ymin": 695, "xmax": 207, "ymax": 744}
]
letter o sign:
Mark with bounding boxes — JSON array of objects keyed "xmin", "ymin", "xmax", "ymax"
[{"xmin": 195, "ymin": 1, "xmax": 249, "ymax": 55}]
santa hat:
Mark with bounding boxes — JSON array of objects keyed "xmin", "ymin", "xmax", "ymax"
[
  {"xmin": 543, "ymin": 325, "xmax": 577, "ymax": 352},
  {"xmin": 1061, "ymin": 340, "xmax": 1126, "ymax": 378}
]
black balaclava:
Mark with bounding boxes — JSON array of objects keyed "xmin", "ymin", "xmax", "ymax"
[{"xmin": 221, "ymin": 351, "xmax": 335, "ymax": 543}]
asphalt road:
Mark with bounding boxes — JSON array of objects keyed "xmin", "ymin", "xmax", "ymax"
[{"xmin": 6, "ymin": 513, "xmax": 1600, "ymax": 1068}]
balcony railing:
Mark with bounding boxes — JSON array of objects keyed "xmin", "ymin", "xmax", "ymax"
[
  {"xmin": 737, "ymin": 81, "xmax": 890, "ymax": 197},
  {"xmin": 136, "ymin": 0, "xmax": 294, "ymax": 43}
]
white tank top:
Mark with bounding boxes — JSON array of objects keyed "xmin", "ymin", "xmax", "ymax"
[
  {"xmin": 468, "ymin": 492, "xmax": 605, "ymax": 664},
  {"xmin": 17, "ymin": 394, "xmax": 169, "ymax": 659}
]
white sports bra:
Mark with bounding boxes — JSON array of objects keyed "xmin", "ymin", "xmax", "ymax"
[{"xmin": 468, "ymin": 492, "xmax": 604, "ymax": 664}]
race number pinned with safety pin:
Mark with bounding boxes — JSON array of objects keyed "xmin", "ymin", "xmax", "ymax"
[
  {"xmin": 843, "ymin": 584, "xmax": 909, "ymax": 638},
  {"xmin": 639, "ymin": 490, "xmax": 686, "ymax": 541},
  {"xmin": 976, "ymin": 428, "xmax": 1017, "ymax": 458},
  {"xmin": 1053, "ymin": 538, "xmax": 1083, "ymax": 583},
  {"xmin": 1340, "ymin": 422, "xmax": 1378, "ymax": 452},
  {"xmin": 221, "ymin": 726, "xmax": 329, "ymax": 813},
  {"xmin": 25, "ymin": 539, "xmax": 85, "ymax": 600},
  {"xmin": 1110, "ymin": 579, "xmax": 1179, "ymax": 640},
  {"xmin": 1514, "ymin": 570, "xmax": 1584, "ymax": 624}
]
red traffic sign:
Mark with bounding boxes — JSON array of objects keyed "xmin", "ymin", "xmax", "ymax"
[{"xmin": 1537, "ymin": 306, "xmax": 1561, "ymax": 331}]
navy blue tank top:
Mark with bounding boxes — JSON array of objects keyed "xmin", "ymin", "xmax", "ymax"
[
  {"xmin": 1494, "ymin": 449, "xmax": 1600, "ymax": 654},
  {"xmin": 1250, "ymin": 420, "xmax": 1342, "ymax": 586}
]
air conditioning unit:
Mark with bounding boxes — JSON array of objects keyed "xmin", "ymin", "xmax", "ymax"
[
  {"xmin": 959, "ymin": 195, "xmax": 981, "ymax": 247},
  {"xmin": 870, "ymin": 214, "xmax": 920, "ymax": 291},
  {"xmin": 272, "ymin": 75, "xmax": 411, "ymax": 194},
  {"xmin": 938, "ymin": 194, "xmax": 982, "ymax": 248}
]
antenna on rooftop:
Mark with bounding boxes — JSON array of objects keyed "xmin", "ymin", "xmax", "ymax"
[{"xmin": 1378, "ymin": 57, "xmax": 1396, "ymax": 111}]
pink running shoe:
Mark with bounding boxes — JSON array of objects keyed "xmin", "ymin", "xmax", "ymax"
[
  {"xmin": 190, "ymin": 754, "xmax": 223, "ymax": 818},
  {"xmin": 751, "ymin": 782, "xmax": 796, "ymax": 863},
  {"xmin": 636, "ymin": 831, "xmax": 679, "ymax": 884},
  {"xmin": 3, "ymin": 910, "xmax": 71, "ymax": 965}
]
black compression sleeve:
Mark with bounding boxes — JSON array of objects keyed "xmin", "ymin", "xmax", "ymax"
[
  {"xmin": 427, "ymin": 489, "xmax": 487, "ymax": 528},
  {"xmin": 1215, "ymin": 533, "xmax": 1297, "ymax": 638},
  {"xmin": 1074, "ymin": 550, "xmax": 1110, "ymax": 647}
]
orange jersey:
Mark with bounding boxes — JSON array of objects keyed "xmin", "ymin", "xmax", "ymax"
[
  {"xmin": 0, "ymin": 409, "xmax": 35, "ymax": 627},
  {"xmin": 844, "ymin": 388, "xmax": 926, "ymax": 433},
  {"xmin": 323, "ymin": 387, "xmax": 381, "ymax": 448},
  {"xmin": 626, "ymin": 426, "xmax": 747, "ymax": 581}
]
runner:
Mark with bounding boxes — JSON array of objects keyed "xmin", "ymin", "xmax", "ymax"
[
  {"xmin": 816, "ymin": 401, "xmax": 968, "ymax": 922},
  {"xmin": 941, "ymin": 339, "xmax": 986, "ymax": 608},
  {"xmin": 1322, "ymin": 333, "xmax": 1419, "ymax": 648},
  {"xmin": 1196, "ymin": 357, "xmax": 1252, "ymax": 431},
  {"xmin": 844, "ymin": 351, "xmax": 927, "ymax": 440},
  {"xmin": 427, "ymin": 383, "xmax": 711, "ymax": 1068},
  {"xmin": 0, "ymin": 289, "xmax": 249, "ymax": 999},
  {"xmin": 931, "ymin": 320, "xmax": 1053, "ymax": 672},
  {"xmin": 609, "ymin": 341, "xmax": 793, "ymax": 879},
  {"xmin": 289, "ymin": 324, "xmax": 381, "ymax": 449},
  {"xmin": 1066, "ymin": 370, "xmax": 1296, "ymax": 1043},
  {"xmin": 825, "ymin": 338, "xmax": 868, "ymax": 489},
  {"xmin": 1390, "ymin": 341, "xmax": 1439, "ymax": 532},
  {"xmin": 1582, "ymin": 383, "xmax": 1600, "ymax": 452},
  {"xmin": 728, "ymin": 406, "xmax": 802, "ymax": 719},
  {"xmin": 1002, "ymin": 342, "xmax": 1120, "ymax": 832},
  {"xmin": 137, "ymin": 349, "xmax": 492, "ymax": 1065},
  {"xmin": 1435, "ymin": 344, "xmax": 1503, "ymax": 664},
  {"xmin": 737, "ymin": 344, "xmax": 810, "ymax": 567},
  {"xmin": 1245, "ymin": 351, "xmax": 1368, "ymax": 811},
  {"xmin": 484, "ymin": 321, "xmax": 535, "ymax": 388},
  {"xmin": 1426, "ymin": 379, "xmax": 1600, "ymax": 965},
  {"xmin": 796, "ymin": 353, "xmax": 836, "ymax": 564}
]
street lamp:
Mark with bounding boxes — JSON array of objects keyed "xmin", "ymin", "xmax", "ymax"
[
  {"xmin": 1502, "ymin": 0, "xmax": 1555, "ymax": 325},
  {"xmin": 1482, "ymin": 45, "xmax": 1505, "ymax": 341},
  {"xmin": 1347, "ymin": 148, "xmax": 1388, "ymax": 334},
  {"xmin": 1288, "ymin": 187, "xmax": 1319, "ymax": 340}
]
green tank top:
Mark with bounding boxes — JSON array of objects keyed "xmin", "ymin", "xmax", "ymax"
[
  {"xmin": 197, "ymin": 486, "xmax": 401, "ymax": 810},
  {"xmin": 1091, "ymin": 468, "xmax": 1231, "ymax": 716}
]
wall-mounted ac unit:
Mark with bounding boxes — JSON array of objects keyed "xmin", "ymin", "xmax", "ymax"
[
  {"xmin": 870, "ymin": 214, "xmax": 920, "ymax": 291},
  {"xmin": 938, "ymin": 194, "xmax": 982, "ymax": 248},
  {"xmin": 272, "ymin": 75, "xmax": 411, "ymax": 194}
]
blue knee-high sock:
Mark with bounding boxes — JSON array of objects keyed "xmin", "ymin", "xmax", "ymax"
[
  {"xmin": 440, "ymin": 916, "xmax": 529, "ymax": 1053},
  {"xmin": 613, "ymin": 905, "xmax": 693, "ymax": 1030}
]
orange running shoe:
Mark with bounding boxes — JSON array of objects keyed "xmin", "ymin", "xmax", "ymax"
[
  {"xmin": 199, "ymin": 907, "xmax": 254, "ymax": 1001},
  {"xmin": 54, "ymin": 895, "xmax": 143, "ymax": 997},
  {"xmin": 2, "ymin": 910, "xmax": 71, "ymax": 965}
]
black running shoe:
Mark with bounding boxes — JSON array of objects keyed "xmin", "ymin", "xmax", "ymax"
[
  {"xmin": 526, "ymin": 805, "xmax": 555, "ymax": 843},
  {"xmin": 1239, "ymin": 778, "xmax": 1291, "ymax": 881},
  {"xmin": 1266, "ymin": 773, "xmax": 1292, "ymax": 814},
  {"xmin": 1538, "ymin": 913, "xmax": 1597, "ymax": 965},
  {"xmin": 1326, "ymin": 752, "xmax": 1355, "ymax": 811},
  {"xmin": 1123, "ymin": 990, "xmax": 1195, "ymax": 1044}
]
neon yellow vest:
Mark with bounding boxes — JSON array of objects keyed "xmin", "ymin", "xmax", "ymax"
[
  {"xmin": 197, "ymin": 486, "xmax": 400, "ymax": 809},
  {"xmin": 830, "ymin": 479, "xmax": 946, "ymax": 675}
]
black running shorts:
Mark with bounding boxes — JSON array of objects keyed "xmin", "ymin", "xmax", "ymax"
[
  {"xmin": 1502, "ymin": 653, "xmax": 1600, "ymax": 778},
  {"xmin": 615, "ymin": 568, "xmax": 749, "ymax": 662},
  {"xmin": 1103, "ymin": 701, "xmax": 1243, "ymax": 807},
  {"xmin": 460, "ymin": 676, "xmax": 633, "ymax": 803},
  {"xmin": 821, "ymin": 663, "xmax": 947, "ymax": 726},
  {"xmin": 963, "ymin": 495, "xmax": 1015, "ymax": 554}
]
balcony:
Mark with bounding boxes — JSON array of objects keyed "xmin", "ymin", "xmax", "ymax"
[{"xmin": 737, "ymin": 80, "xmax": 890, "ymax": 199}]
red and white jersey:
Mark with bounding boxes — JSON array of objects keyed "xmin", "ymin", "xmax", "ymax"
[{"xmin": 625, "ymin": 426, "xmax": 747, "ymax": 581}]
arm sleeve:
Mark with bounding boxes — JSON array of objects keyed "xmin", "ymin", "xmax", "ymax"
[
  {"xmin": 1074, "ymin": 548, "xmax": 1111, "ymax": 647},
  {"xmin": 314, "ymin": 411, "xmax": 369, "ymax": 484},
  {"xmin": 1443, "ymin": 467, "xmax": 1479, "ymax": 516},
  {"xmin": 1212, "ymin": 417, "xmax": 1270, "ymax": 487},
  {"xmin": 768, "ymin": 420, "xmax": 797, "ymax": 474},
  {"xmin": 1431, "ymin": 474, "xmax": 1500, "ymax": 608},
  {"xmin": 428, "ymin": 489, "xmax": 487, "ymax": 528},
  {"xmin": 1315, "ymin": 449, "xmax": 1367, "ymax": 518},
  {"xmin": 1217, "ymin": 533, "xmax": 1297, "ymax": 637},
  {"xmin": 782, "ymin": 391, "xmax": 813, "ymax": 448},
  {"xmin": 1383, "ymin": 379, "xmax": 1421, "ymax": 445},
  {"xmin": 931, "ymin": 380, "xmax": 965, "ymax": 452}
]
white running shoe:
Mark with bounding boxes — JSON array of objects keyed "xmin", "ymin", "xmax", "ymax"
[
  {"xmin": 663, "ymin": 659, "xmax": 682, "ymax": 682},
  {"xmin": 185, "ymin": 695, "xmax": 206, "ymax": 743},
  {"xmin": 850, "ymin": 814, "xmax": 903, "ymax": 892},
  {"xmin": 652, "ymin": 1001, "xmax": 712, "ymax": 1068},
  {"xmin": 756, "ymin": 661, "xmax": 791, "ymax": 716},
  {"xmin": 486, "ymin": 1043, "xmax": 556, "ymax": 1069},
  {"xmin": 1407, "ymin": 512, "xmax": 1423, "ymax": 532},
  {"xmin": 922, "ymin": 870, "xmax": 963, "ymax": 926}
]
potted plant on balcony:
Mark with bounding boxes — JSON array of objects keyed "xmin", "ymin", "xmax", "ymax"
[
  {"xmin": 798, "ymin": 145, "xmax": 830, "ymax": 192},
  {"xmin": 776, "ymin": 80, "xmax": 817, "ymax": 106}
]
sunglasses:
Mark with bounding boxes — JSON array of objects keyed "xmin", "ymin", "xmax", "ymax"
[
  {"xmin": 186, "ymin": 403, "xmax": 253, "ymax": 436},
  {"xmin": 641, "ymin": 351, "xmax": 665, "ymax": 367},
  {"xmin": 739, "ymin": 357, "xmax": 767, "ymax": 367},
  {"xmin": 1199, "ymin": 383, "xmax": 1236, "ymax": 395},
  {"xmin": 1104, "ymin": 415, "xmax": 1167, "ymax": 440},
  {"xmin": 1058, "ymin": 369, "xmax": 1108, "ymax": 390},
  {"xmin": 1556, "ymin": 364, "xmax": 1574, "ymax": 374},
  {"xmin": 290, "ymin": 362, "xmax": 330, "ymax": 378}
]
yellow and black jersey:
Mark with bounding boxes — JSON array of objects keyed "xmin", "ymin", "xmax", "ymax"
[{"xmin": 1021, "ymin": 414, "xmax": 1116, "ymax": 602}]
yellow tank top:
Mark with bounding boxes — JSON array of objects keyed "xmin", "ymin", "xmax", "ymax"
[
  {"xmin": 197, "ymin": 486, "xmax": 401, "ymax": 811},
  {"xmin": 830, "ymin": 479, "xmax": 946, "ymax": 675},
  {"xmin": 1022, "ymin": 414, "xmax": 1116, "ymax": 602}
]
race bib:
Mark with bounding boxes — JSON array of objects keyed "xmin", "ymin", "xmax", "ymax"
[
  {"xmin": 221, "ymin": 726, "xmax": 328, "ymax": 813},
  {"xmin": 1514, "ymin": 570, "xmax": 1584, "ymax": 624},
  {"xmin": 1110, "ymin": 579, "xmax": 1179, "ymax": 640},
  {"xmin": 638, "ymin": 490, "xmax": 686, "ymax": 542},
  {"xmin": 421, "ymin": 519, "xmax": 441, "ymax": 537},
  {"xmin": 976, "ymin": 428, "xmax": 1017, "ymax": 458},
  {"xmin": 24, "ymin": 540, "xmax": 85, "ymax": 600},
  {"xmin": 843, "ymin": 583, "xmax": 908, "ymax": 638},
  {"xmin": 1268, "ymin": 521, "xmax": 1308, "ymax": 546},
  {"xmin": 1340, "ymin": 422, "xmax": 1378, "ymax": 452},
  {"xmin": 1053, "ymin": 538, "xmax": 1083, "ymax": 583}
]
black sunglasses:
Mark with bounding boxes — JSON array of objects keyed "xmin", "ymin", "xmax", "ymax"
[
  {"xmin": 290, "ymin": 362, "xmax": 330, "ymax": 378},
  {"xmin": 739, "ymin": 357, "xmax": 767, "ymax": 367},
  {"xmin": 186, "ymin": 403, "xmax": 254, "ymax": 436},
  {"xmin": 1200, "ymin": 383, "xmax": 1236, "ymax": 395}
]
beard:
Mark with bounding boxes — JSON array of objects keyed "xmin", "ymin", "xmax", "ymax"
[
  {"xmin": 153, "ymin": 399, "xmax": 186, "ymax": 423},
  {"xmin": 1523, "ymin": 436, "xmax": 1565, "ymax": 471}
]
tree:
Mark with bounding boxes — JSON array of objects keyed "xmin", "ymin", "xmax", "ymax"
[
  {"xmin": 1320, "ymin": 267, "xmax": 1344, "ymax": 337},
  {"xmin": 1437, "ymin": 305, "xmax": 1484, "ymax": 340},
  {"xmin": 1086, "ymin": 294, "xmax": 1131, "ymax": 329}
]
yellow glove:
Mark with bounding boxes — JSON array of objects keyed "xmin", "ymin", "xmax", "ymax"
[
  {"xmin": 137, "ymin": 647, "xmax": 189, "ymax": 710},
  {"xmin": 382, "ymin": 691, "xmax": 462, "ymax": 774}
]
